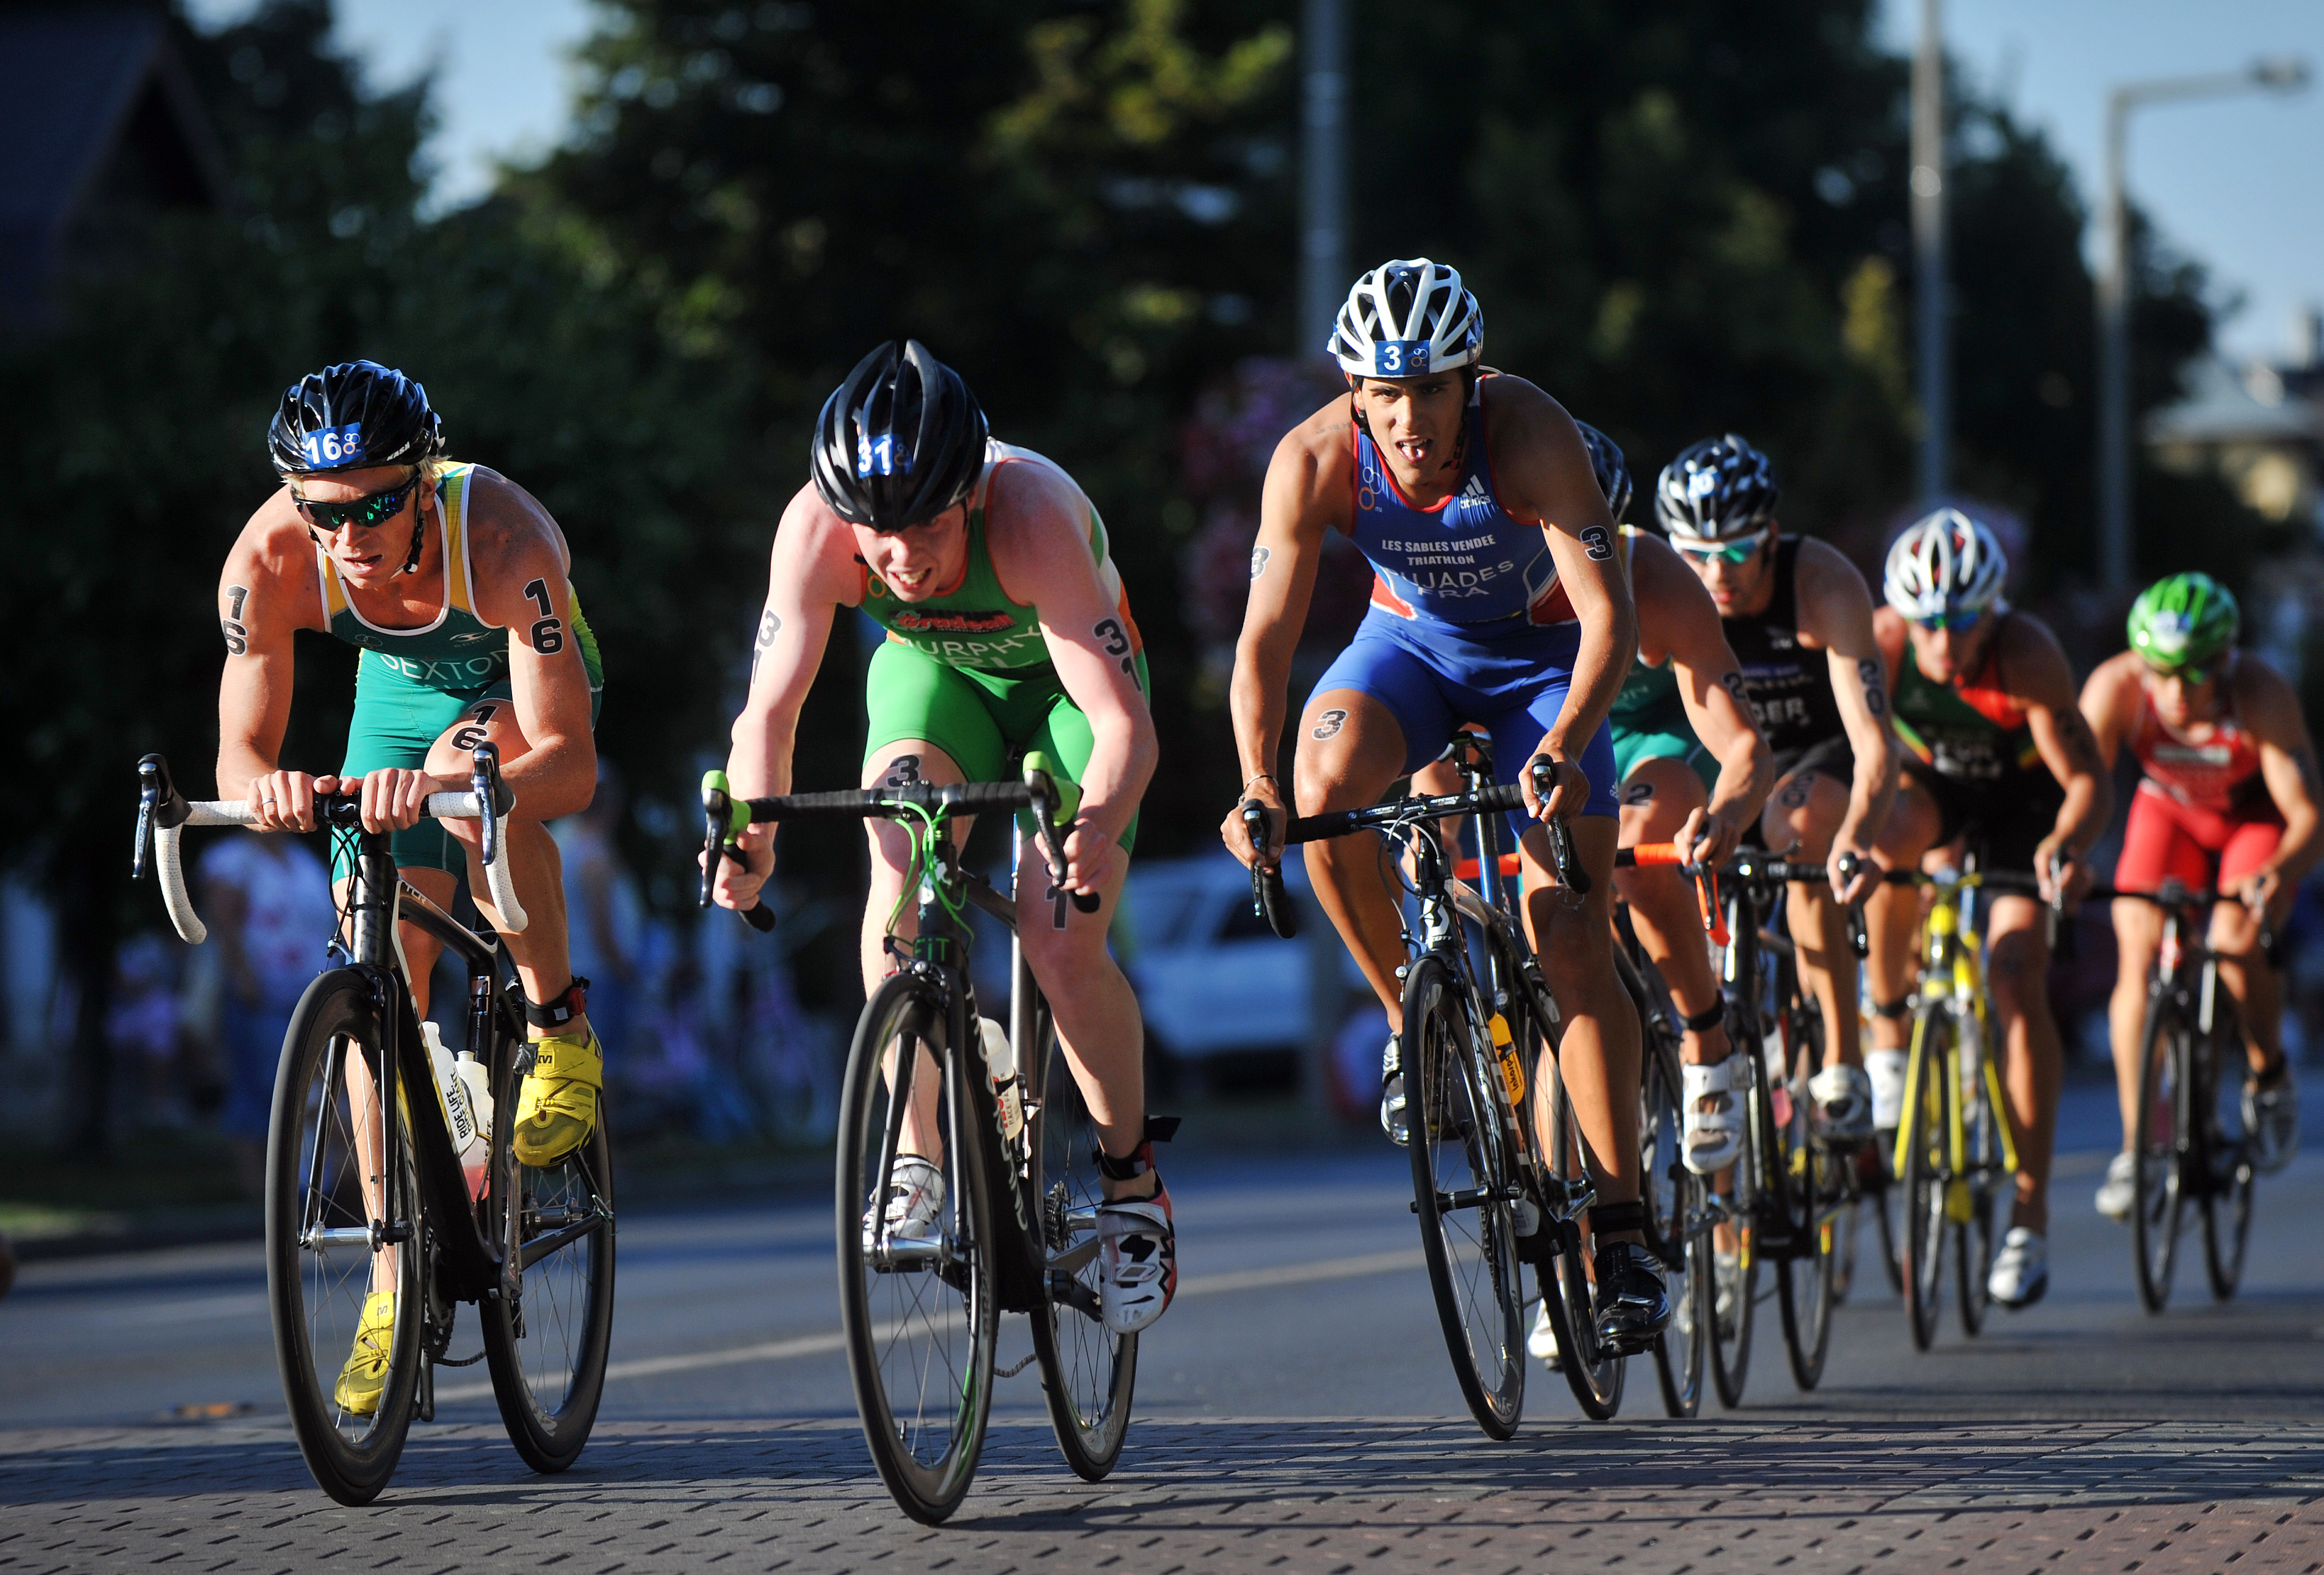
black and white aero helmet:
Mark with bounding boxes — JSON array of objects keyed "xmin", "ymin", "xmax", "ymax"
[
  {"xmin": 811, "ymin": 339, "xmax": 989, "ymax": 532},
  {"xmin": 1885, "ymin": 508, "xmax": 2008, "ymax": 621},
  {"xmin": 1328, "ymin": 258, "xmax": 1483, "ymax": 380},
  {"xmin": 269, "ymin": 360, "xmax": 441, "ymax": 476},
  {"xmin": 1655, "ymin": 434, "xmax": 1780, "ymax": 543},
  {"xmin": 1575, "ymin": 422, "xmax": 1632, "ymax": 522}
]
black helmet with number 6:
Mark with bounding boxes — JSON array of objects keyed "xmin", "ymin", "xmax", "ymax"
[
  {"xmin": 1655, "ymin": 433, "xmax": 1780, "ymax": 542},
  {"xmin": 811, "ymin": 339, "xmax": 989, "ymax": 532},
  {"xmin": 268, "ymin": 360, "xmax": 441, "ymax": 476}
]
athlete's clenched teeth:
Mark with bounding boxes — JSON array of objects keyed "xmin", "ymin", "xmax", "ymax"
[{"xmin": 1395, "ymin": 440, "xmax": 1430, "ymax": 463}]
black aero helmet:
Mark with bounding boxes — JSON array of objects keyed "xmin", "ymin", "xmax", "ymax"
[
  {"xmin": 810, "ymin": 339, "xmax": 989, "ymax": 531},
  {"xmin": 1574, "ymin": 421, "xmax": 1632, "ymax": 523},
  {"xmin": 269, "ymin": 360, "xmax": 442, "ymax": 476},
  {"xmin": 1655, "ymin": 434, "xmax": 1780, "ymax": 543}
]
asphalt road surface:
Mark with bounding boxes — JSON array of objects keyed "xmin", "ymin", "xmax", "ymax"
[{"xmin": 4, "ymin": 1085, "xmax": 2322, "ymax": 1573}]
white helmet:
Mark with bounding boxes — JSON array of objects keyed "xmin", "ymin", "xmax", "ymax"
[
  {"xmin": 1885, "ymin": 508, "xmax": 2008, "ymax": 621},
  {"xmin": 1327, "ymin": 258, "xmax": 1482, "ymax": 380}
]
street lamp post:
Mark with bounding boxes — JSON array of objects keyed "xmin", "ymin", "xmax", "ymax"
[
  {"xmin": 1912, "ymin": 0, "xmax": 1947, "ymax": 504},
  {"xmin": 2095, "ymin": 57, "xmax": 2309, "ymax": 597},
  {"xmin": 1298, "ymin": 0, "xmax": 1350, "ymax": 359}
]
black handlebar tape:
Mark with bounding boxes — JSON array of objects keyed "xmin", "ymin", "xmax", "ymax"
[
  {"xmin": 1526, "ymin": 757, "xmax": 1591, "ymax": 896},
  {"xmin": 740, "ymin": 780, "xmax": 1039, "ymax": 820},
  {"xmin": 1071, "ymin": 890, "xmax": 1102, "ymax": 914},
  {"xmin": 740, "ymin": 900, "xmax": 778, "ymax": 933},
  {"xmin": 1243, "ymin": 801, "xmax": 1296, "ymax": 939},
  {"xmin": 1279, "ymin": 780, "xmax": 1527, "ymax": 846}
]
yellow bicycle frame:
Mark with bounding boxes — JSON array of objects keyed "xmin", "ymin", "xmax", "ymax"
[{"xmin": 1893, "ymin": 874, "xmax": 2021, "ymax": 1220}]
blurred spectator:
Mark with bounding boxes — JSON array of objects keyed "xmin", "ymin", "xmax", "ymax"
[
  {"xmin": 107, "ymin": 933, "xmax": 188, "ymax": 1128},
  {"xmin": 555, "ymin": 761, "xmax": 644, "ymax": 1070},
  {"xmin": 200, "ymin": 830, "xmax": 334, "ymax": 1192}
]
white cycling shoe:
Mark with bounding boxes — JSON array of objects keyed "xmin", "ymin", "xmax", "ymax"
[
  {"xmin": 863, "ymin": 1155, "xmax": 945, "ymax": 1251},
  {"xmin": 1528, "ymin": 1303, "xmax": 1562, "ymax": 1370},
  {"xmin": 1809, "ymin": 1064, "xmax": 1875, "ymax": 1145},
  {"xmin": 1379, "ymin": 1033, "xmax": 1407, "ymax": 1148},
  {"xmin": 1865, "ymin": 1048, "xmax": 1909, "ymax": 1134},
  {"xmin": 2094, "ymin": 1151, "xmax": 2136, "ymax": 1222},
  {"xmin": 1681, "ymin": 1055, "xmax": 1744, "ymax": 1175},
  {"xmin": 2245, "ymin": 1065, "xmax": 2299, "ymax": 1175},
  {"xmin": 1097, "ymin": 1187, "xmax": 1176, "ymax": 1334},
  {"xmin": 1988, "ymin": 1226, "xmax": 2048, "ymax": 1309}
]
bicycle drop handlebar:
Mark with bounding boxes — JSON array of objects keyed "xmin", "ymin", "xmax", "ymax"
[
  {"xmin": 132, "ymin": 750, "xmax": 527, "ymax": 944},
  {"xmin": 699, "ymin": 763, "xmax": 1098, "ymax": 932}
]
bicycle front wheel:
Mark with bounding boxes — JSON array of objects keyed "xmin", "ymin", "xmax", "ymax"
[
  {"xmin": 1024, "ymin": 1005, "xmax": 1137, "ymax": 1480},
  {"xmin": 265, "ymin": 969, "xmax": 424, "ymax": 1505},
  {"xmin": 1775, "ymin": 999, "xmax": 1836, "ymax": 1391},
  {"xmin": 1900, "ymin": 1010, "xmax": 1952, "ymax": 1352},
  {"xmin": 1406, "ymin": 956, "xmax": 1526, "ymax": 1438},
  {"xmin": 837, "ymin": 975, "xmax": 997, "ymax": 1525},
  {"xmin": 1640, "ymin": 1035, "xmax": 1705, "ymax": 1418},
  {"xmin": 2132, "ymin": 994, "xmax": 2188, "ymax": 1315},
  {"xmin": 1541, "ymin": 1051, "xmax": 1625, "ymax": 1421},
  {"xmin": 480, "ymin": 1070, "xmax": 616, "ymax": 1475},
  {"xmin": 1954, "ymin": 1050, "xmax": 2001, "ymax": 1339}
]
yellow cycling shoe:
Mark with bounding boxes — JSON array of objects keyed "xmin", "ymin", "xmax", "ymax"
[
  {"xmin": 513, "ymin": 1030, "xmax": 602, "ymax": 1167},
  {"xmin": 333, "ymin": 1290, "xmax": 397, "ymax": 1416}
]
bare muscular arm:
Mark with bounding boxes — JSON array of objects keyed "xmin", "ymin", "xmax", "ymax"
[
  {"xmin": 2236, "ymin": 656, "xmax": 2324, "ymax": 903},
  {"xmin": 1636, "ymin": 532, "xmax": 1770, "ymax": 863},
  {"xmin": 986, "ymin": 462, "xmax": 1160, "ymax": 892},
  {"xmin": 216, "ymin": 493, "xmax": 330, "ymax": 828},
  {"xmin": 2006, "ymin": 616, "xmax": 2113, "ymax": 900},
  {"xmin": 1225, "ymin": 400, "xmax": 1346, "ymax": 864},
  {"xmin": 1795, "ymin": 537, "xmax": 1896, "ymax": 901},
  {"xmin": 463, "ymin": 472, "xmax": 600, "ymax": 821},
  {"xmin": 1482, "ymin": 378, "xmax": 1635, "ymax": 819},
  {"xmin": 2079, "ymin": 652, "xmax": 2145, "ymax": 771}
]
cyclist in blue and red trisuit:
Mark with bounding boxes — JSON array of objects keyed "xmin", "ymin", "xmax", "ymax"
[{"xmin": 1222, "ymin": 258, "xmax": 1669, "ymax": 1353}]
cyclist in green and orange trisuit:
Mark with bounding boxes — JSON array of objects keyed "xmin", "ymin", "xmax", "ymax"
[
  {"xmin": 215, "ymin": 361, "xmax": 608, "ymax": 1412},
  {"xmin": 710, "ymin": 340, "xmax": 1175, "ymax": 1337}
]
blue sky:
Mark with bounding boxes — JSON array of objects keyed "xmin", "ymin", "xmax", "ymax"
[{"xmin": 187, "ymin": 1, "xmax": 2321, "ymax": 366}]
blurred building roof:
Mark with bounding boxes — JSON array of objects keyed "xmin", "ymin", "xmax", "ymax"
[
  {"xmin": 2145, "ymin": 355, "xmax": 2319, "ymax": 448},
  {"xmin": 0, "ymin": 7, "xmax": 228, "ymax": 331}
]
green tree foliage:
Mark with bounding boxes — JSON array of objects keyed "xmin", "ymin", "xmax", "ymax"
[{"xmin": 1, "ymin": 0, "xmax": 742, "ymax": 1146}]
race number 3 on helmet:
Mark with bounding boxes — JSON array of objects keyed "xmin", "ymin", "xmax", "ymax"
[
  {"xmin": 1884, "ymin": 507, "xmax": 2008, "ymax": 622},
  {"xmin": 1654, "ymin": 434, "xmax": 1780, "ymax": 543},
  {"xmin": 2129, "ymin": 572, "xmax": 2240, "ymax": 675},
  {"xmin": 1575, "ymin": 422, "xmax": 1633, "ymax": 524},
  {"xmin": 810, "ymin": 338, "xmax": 990, "ymax": 533},
  {"xmin": 1327, "ymin": 258, "xmax": 1484, "ymax": 380},
  {"xmin": 268, "ymin": 361, "xmax": 443, "ymax": 476}
]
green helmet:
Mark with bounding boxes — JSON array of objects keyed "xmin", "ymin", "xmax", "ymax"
[{"xmin": 2127, "ymin": 573, "xmax": 2239, "ymax": 673}]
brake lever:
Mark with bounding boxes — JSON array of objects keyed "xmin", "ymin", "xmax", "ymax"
[
  {"xmin": 1243, "ymin": 799, "xmax": 1296, "ymax": 940},
  {"xmin": 699, "ymin": 769, "xmax": 776, "ymax": 932},
  {"xmin": 1833, "ymin": 850, "xmax": 1869, "ymax": 958},
  {"xmin": 1528, "ymin": 756, "xmax": 1590, "ymax": 895}
]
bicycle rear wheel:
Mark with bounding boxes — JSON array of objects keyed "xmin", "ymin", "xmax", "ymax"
[
  {"xmin": 2132, "ymin": 994, "xmax": 2188, "ymax": 1315},
  {"xmin": 837, "ymin": 975, "xmax": 997, "ymax": 1524},
  {"xmin": 2203, "ymin": 1010, "xmax": 2255, "ymax": 1301},
  {"xmin": 1024, "ymin": 1004, "xmax": 1137, "ymax": 1480},
  {"xmin": 1900, "ymin": 1010, "xmax": 1951, "ymax": 1352},
  {"xmin": 480, "ymin": 1060, "xmax": 616, "ymax": 1474},
  {"xmin": 265, "ymin": 969, "xmax": 423, "ymax": 1505},
  {"xmin": 1541, "ymin": 1051, "xmax": 1625, "ymax": 1421},
  {"xmin": 1775, "ymin": 999, "xmax": 1836, "ymax": 1391},
  {"xmin": 1954, "ymin": 1052, "xmax": 2001, "ymax": 1339},
  {"xmin": 1641, "ymin": 1037, "xmax": 1705, "ymax": 1418},
  {"xmin": 1405, "ymin": 957, "xmax": 1526, "ymax": 1438}
]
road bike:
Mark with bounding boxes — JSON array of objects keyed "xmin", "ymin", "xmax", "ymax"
[
  {"xmin": 1250, "ymin": 745, "xmax": 1662, "ymax": 1430},
  {"xmin": 1620, "ymin": 845, "xmax": 1861, "ymax": 1403},
  {"xmin": 701, "ymin": 756, "xmax": 1141, "ymax": 1525},
  {"xmin": 2099, "ymin": 880, "xmax": 2270, "ymax": 1313},
  {"xmin": 1883, "ymin": 857, "xmax": 2060, "ymax": 1349},
  {"xmin": 133, "ymin": 749, "xmax": 615, "ymax": 1505}
]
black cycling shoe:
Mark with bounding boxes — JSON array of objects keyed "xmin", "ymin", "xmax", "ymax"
[{"xmin": 1591, "ymin": 1239, "xmax": 1672, "ymax": 1356}]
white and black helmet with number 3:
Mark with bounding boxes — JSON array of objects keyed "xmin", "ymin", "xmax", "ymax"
[
  {"xmin": 1329, "ymin": 258, "xmax": 1483, "ymax": 380},
  {"xmin": 1884, "ymin": 507, "xmax": 2008, "ymax": 621},
  {"xmin": 1655, "ymin": 434, "xmax": 1780, "ymax": 543}
]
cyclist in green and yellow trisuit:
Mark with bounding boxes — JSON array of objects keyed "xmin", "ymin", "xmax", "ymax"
[
  {"xmin": 217, "ymin": 361, "xmax": 608, "ymax": 1411},
  {"xmin": 710, "ymin": 341, "xmax": 1174, "ymax": 1336}
]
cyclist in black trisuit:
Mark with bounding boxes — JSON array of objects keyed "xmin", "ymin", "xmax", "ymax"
[{"xmin": 1656, "ymin": 436, "xmax": 1897, "ymax": 1145}]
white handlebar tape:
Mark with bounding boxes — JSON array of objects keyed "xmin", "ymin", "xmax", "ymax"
[
  {"xmin": 480, "ymin": 820, "xmax": 529, "ymax": 933},
  {"xmin": 154, "ymin": 824, "xmax": 208, "ymax": 946}
]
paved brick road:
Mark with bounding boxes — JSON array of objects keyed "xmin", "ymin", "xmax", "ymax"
[{"xmin": 5, "ymin": 1414, "xmax": 2321, "ymax": 1574}]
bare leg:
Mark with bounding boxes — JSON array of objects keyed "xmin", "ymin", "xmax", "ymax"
[
  {"xmin": 1987, "ymin": 899, "xmax": 2060, "ymax": 1234},
  {"xmin": 1292, "ymin": 690, "xmax": 1412, "ymax": 1031},
  {"xmin": 1866, "ymin": 780, "xmax": 1943, "ymax": 1054},
  {"xmin": 1614, "ymin": 758, "xmax": 1728, "ymax": 1068},
  {"xmin": 858, "ymin": 744, "xmax": 969, "ymax": 1177},
  {"xmin": 1760, "ymin": 769, "xmax": 1860, "ymax": 1070},
  {"xmin": 2212, "ymin": 897, "xmax": 2291, "ymax": 1075},
  {"xmin": 2108, "ymin": 899, "xmax": 2163, "ymax": 1150},
  {"xmin": 1016, "ymin": 845, "xmax": 1149, "ymax": 1199}
]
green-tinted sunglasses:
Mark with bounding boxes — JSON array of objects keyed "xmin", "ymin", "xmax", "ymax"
[
  {"xmin": 1913, "ymin": 607, "xmax": 1985, "ymax": 634},
  {"xmin": 2143, "ymin": 656, "xmax": 2215, "ymax": 688},
  {"xmin": 292, "ymin": 471, "xmax": 420, "ymax": 532},
  {"xmin": 1673, "ymin": 528, "xmax": 1769, "ymax": 566}
]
